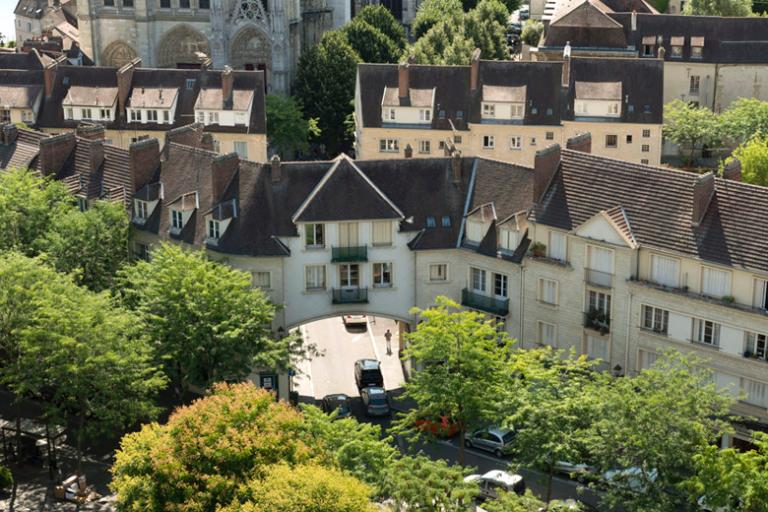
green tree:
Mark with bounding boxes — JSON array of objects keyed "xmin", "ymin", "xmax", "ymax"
[
  {"xmin": 0, "ymin": 168, "xmax": 74, "ymax": 254},
  {"xmin": 586, "ymin": 351, "xmax": 735, "ymax": 512},
  {"xmin": 0, "ymin": 464, "xmax": 12, "ymax": 490},
  {"xmin": 44, "ymin": 200, "xmax": 130, "ymax": 291},
  {"xmin": 0, "ymin": 253, "xmax": 164, "ymax": 473},
  {"xmin": 520, "ymin": 19, "xmax": 544, "ymax": 46},
  {"xmin": 412, "ymin": 18, "xmax": 476, "ymax": 65},
  {"xmin": 412, "ymin": 0, "xmax": 463, "ymax": 40},
  {"xmin": 222, "ymin": 464, "xmax": 376, "ymax": 512},
  {"xmin": 463, "ymin": 0, "xmax": 521, "ymax": 11},
  {"xmin": 663, "ymin": 99, "xmax": 721, "ymax": 163},
  {"xmin": 481, "ymin": 490, "xmax": 548, "ymax": 512},
  {"xmin": 344, "ymin": 18, "xmax": 403, "ymax": 63},
  {"xmin": 506, "ymin": 348, "xmax": 606, "ymax": 508},
  {"xmin": 683, "ymin": 0, "xmax": 752, "ymax": 15},
  {"xmin": 730, "ymin": 135, "xmax": 768, "ymax": 186},
  {"xmin": 295, "ymin": 31, "xmax": 361, "ymax": 156},
  {"xmin": 684, "ymin": 432, "xmax": 768, "ymax": 512},
  {"xmin": 117, "ymin": 243, "xmax": 302, "ymax": 396},
  {"xmin": 354, "ymin": 5, "xmax": 407, "ymax": 50},
  {"xmin": 381, "ymin": 454, "xmax": 478, "ymax": 511},
  {"xmin": 465, "ymin": 0, "xmax": 510, "ymax": 60},
  {"xmin": 395, "ymin": 296, "xmax": 513, "ymax": 465},
  {"xmin": 111, "ymin": 383, "xmax": 316, "ymax": 511},
  {"xmin": 266, "ymin": 94, "xmax": 320, "ymax": 158},
  {"xmin": 721, "ymin": 98, "xmax": 768, "ymax": 144}
]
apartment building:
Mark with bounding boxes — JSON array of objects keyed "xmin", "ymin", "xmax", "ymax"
[
  {"xmin": 4, "ymin": 123, "xmax": 767, "ymax": 442},
  {"xmin": 0, "ymin": 58, "xmax": 267, "ymax": 161},
  {"xmin": 355, "ymin": 54, "xmax": 664, "ymax": 166}
]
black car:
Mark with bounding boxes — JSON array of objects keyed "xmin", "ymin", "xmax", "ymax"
[
  {"xmin": 354, "ymin": 359, "xmax": 384, "ymax": 389},
  {"xmin": 321, "ymin": 393, "xmax": 352, "ymax": 419}
]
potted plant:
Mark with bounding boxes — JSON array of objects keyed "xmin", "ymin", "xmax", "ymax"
[
  {"xmin": 530, "ymin": 242, "xmax": 546, "ymax": 258},
  {"xmin": 722, "ymin": 295, "xmax": 735, "ymax": 304}
]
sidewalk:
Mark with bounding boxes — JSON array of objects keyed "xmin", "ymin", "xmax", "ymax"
[{"xmin": 366, "ymin": 316, "xmax": 405, "ymax": 392}]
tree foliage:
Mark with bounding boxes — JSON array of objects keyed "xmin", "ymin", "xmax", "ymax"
[
  {"xmin": 353, "ymin": 5, "xmax": 407, "ymax": 50},
  {"xmin": 683, "ymin": 0, "xmax": 752, "ymax": 16},
  {"xmin": 465, "ymin": 0, "xmax": 510, "ymax": 60},
  {"xmin": 481, "ymin": 490, "xmax": 549, "ymax": 512},
  {"xmin": 266, "ymin": 94, "xmax": 320, "ymax": 158},
  {"xmin": 412, "ymin": 0, "xmax": 463, "ymax": 40},
  {"xmin": 720, "ymin": 98, "xmax": 768, "ymax": 144},
  {"xmin": 730, "ymin": 135, "xmax": 768, "ymax": 186},
  {"xmin": 520, "ymin": 19, "xmax": 544, "ymax": 46},
  {"xmin": 663, "ymin": 99, "xmax": 721, "ymax": 162},
  {"xmin": 412, "ymin": 17, "xmax": 476, "ymax": 65},
  {"xmin": 295, "ymin": 31, "xmax": 361, "ymax": 156},
  {"xmin": 344, "ymin": 18, "xmax": 403, "ymax": 64},
  {"xmin": 117, "ymin": 243, "xmax": 302, "ymax": 395}
]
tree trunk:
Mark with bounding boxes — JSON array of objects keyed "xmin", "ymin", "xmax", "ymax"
[
  {"xmin": 544, "ymin": 464, "xmax": 555, "ymax": 510},
  {"xmin": 458, "ymin": 427, "xmax": 466, "ymax": 467},
  {"xmin": 76, "ymin": 410, "xmax": 85, "ymax": 476}
]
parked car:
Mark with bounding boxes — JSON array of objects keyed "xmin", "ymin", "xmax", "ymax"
[
  {"xmin": 602, "ymin": 467, "xmax": 658, "ymax": 492},
  {"xmin": 415, "ymin": 414, "xmax": 460, "ymax": 438},
  {"xmin": 541, "ymin": 499, "xmax": 598, "ymax": 511},
  {"xmin": 464, "ymin": 470, "xmax": 525, "ymax": 501},
  {"xmin": 465, "ymin": 427, "xmax": 515, "ymax": 457},
  {"xmin": 321, "ymin": 393, "xmax": 352, "ymax": 419},
  {"xmin": 342, "ymin": 314, "xmax": 367, "ymax": 329},
  {"xmin": 553, "ymin": 460, "xmax": 596, "ymax": 480},
  {"xmin": 360, "ymin": 386, "xmax": 390, "ymax": 416},
  {"xmin": 354, "ymin": 359, "xmax": 384, "ymax": 389}
]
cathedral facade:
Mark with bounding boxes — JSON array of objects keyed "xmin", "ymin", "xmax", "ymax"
[{"xmin": 76, "ymin": 0, "xmax": 334, "ymax": 93}]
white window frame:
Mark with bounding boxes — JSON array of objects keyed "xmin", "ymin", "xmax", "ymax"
[
  {"xmin": 470, "ymin": 267, "xmax": 486, "ymax": 293},
  {"xmin": 418, "ymin": 140, "xmax": 431, "ymax": 154},
  {"xmin": 373, "ymin": 262, "xmax": 393, "ymax": 288},
  {"xmin": 691, "ymin": 318, "xmax": 720, "ymax": 347},
  {"xmin": 171, "ymin": 209, "xmax": 183, "ymax": 230},
  {"xmin": 493, "ymin": 272, "xmax": 508, "ymax": 299},
  {"xmin": 208, "ymin": 219, "xmax": 221, "ymax": 239},
  {"xmin": 482, "ymin": 103, "xmax": 495, "ymax": 118},
  {"xmin": 81, "ymin": 108, "xmax": 92, "ymax": 120},
  {"xmin": 586, "ymin": 334, "xmax": 610, "ymax": 361},
  {"xmin": 548, "ymin": 231, "xmax": 567, "ymax": 262},
  {"xmin": 131, "ymin": 109, "xmax": 141, "ymax": 122},
  {"xmin": 305, "ymin": 264, "xmax": 327, "ymax": 291},
  {"xmin": 538, "ymin": 321, "xmax": 557, "ymax": 347},
  {"xmin": 208, "ymin": 111, "xmax": 219, "ymax": 124},
  {"xmin": 650, "ymin": 253, "xmax": 680, "ymax": 288},
  {"xmin": 741, "ymin": 378, "xmax": 768, "ymax": 408},
  {"xmin": 701, "ymin": 266, "xmax": 732, "ymax": 299},
  {"xmin": 482, "ymin": 135, "xmax": 495, "ymax": 149},
  {"xmin": 512, "ymin": 103, "xmax": 524, "ymax": 118},
  {"xmin": 134, "ymin": 200, "xmax": 148, "ymax": 220},
  {"xmin": 384, "ymin": 107, "xmax": 396, "ymax": 121},
  {"xmin": 538, "ymin": 278, "xmax": 558, "ymax": 305},
  {"xmin": 641, "ymin": 305, "xmax": 669, "ymax": 335},
  {"xmin": 147, "ymin": 110, "xmax": 158, "ymax": 122},
  {"xmin": 379, "ymin": 139, "xmax": 399, "ymax": 153},
  {"xmin": 499, "ymin": 227, "xmax": 519, "ymax": 252},
  {"xmin": 233, "ymin": 141, "xmax": 248, "ymax": 159},
  {"xmin": 588, "ymin": 289, "xmax": 612, "ymax": 316},
  {"xmin": 429, "ymin": 263, "xmax": 448, "ymax": 282},
  {"xmin": 509, "ymin": 135, "xmax": 522, "ymax": 150},
  {"xmin": 252, "ymin": 271, "xmax": 271, "ymax": 289},
  {"xmin": 65, "ymin": 107, "xmax": 74, "ymax": 120},
  {"xmin": 745, "ymin": 331, "xmax": 767, "ymax": 361},
  {"xmin": 372, "ymin": 220, "xmax": 392, "ymax": 246},
  {"xmin": 163, "ymin": 110, "xmax": 170, "ymax": 123},
  {"xmin": 419, "ymin": 109, "xmax": 431, "ymax": 121},
  {"xmin": 753, "ymin": 277, "xmax": 768, "ymax": 310},
  {"xmin": 689, "ymin": 75, "xmax": 700, "ymax": 95},
  {"xmin": 305, "ymin": 223, "xmax": 325, "ymax": 248}
]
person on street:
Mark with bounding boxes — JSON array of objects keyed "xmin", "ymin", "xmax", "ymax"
[{"xmin": 385, "ymin": 329, "xmax": 393, "ymax": 355}]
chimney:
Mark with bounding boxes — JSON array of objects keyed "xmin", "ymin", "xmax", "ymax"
[
  {"xmin": 200, "ymin": 133, "xmax": 215, "ymax": 152},
  {"xmin": 451, "ymin": 149, "xmax": 462, "ymax": 184},
  {"xmin": 443, "ymin": 139, "xmax": 455, "ymax": 156},
  {"xmin": 85, "ymin": 139, "xmax": 105, "ymax": 174},
  {"xmin": 691, "ymin": 172, "xmax": 715, "ymax": 227},
  {"xmin": 470, "ymin": 48, "xmax": 481, "ymax": 92},
  {"xmin": 164, "ymin": 123, "xmax": 204, "ymax": 150},
  {"xmin": 43, "ymin": 61, "xmax": 57, "ymax": 98},
  {"xmin": 2, "ymin": 124, "xmax": 18, "ymax": 145},
  {"xmin": 129, "ymin": 138, "xmax": 160, "ymax": 193},
  {"xmin": 211, "ymin": 152, "xmax": 240, "ymax": 201},
  {"xmin": 222, "ymin": 65, "xmax": 234, "ymax": 109},
  {"xmin": 534, "ymin": 144, "xmax": 561, "ymax": 202},
  {"xmin": 76, "ymin": 123, "xmax": 105, "ymax": 141},
  {"xmin": 631, "ymin": 10, "xmax": 637, "ymax": 31},
  {"xmin": 271, "ymin": 154, "xmax": 281, "ymax": 183},
  {"xmin": 722, "ymin": 158, "xmax": 741, "ymax": 181},
  {"xmin": 404, "ymin": 144, "xmax": 413, "ymax": 158},
  {"xmin": 561, "ymin": 42, "xmax": 571, "ymax": 88},
  {"xmin": 566, "ymin": 132, "xmax": 591, "ymax": 153},
  {"xmin": 38, "ymin": 132, "xmax": 76, "ymax": 177},
  {"xmin": 117, "ymin": 58, "xmax": 139, "ymax": 115},
  {"xmin": 398, "ymin": 57, "xmax": 414, "ymax": 100}
]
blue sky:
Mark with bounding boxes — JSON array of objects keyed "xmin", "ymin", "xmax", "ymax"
[{"xmin": 0, "ymin": 0, "xmax": 18, "ymax": 43}]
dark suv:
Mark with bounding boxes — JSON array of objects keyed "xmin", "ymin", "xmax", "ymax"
[{"xmin": 354, "ymin": 359, "xmax": 384, "ymax": 390}]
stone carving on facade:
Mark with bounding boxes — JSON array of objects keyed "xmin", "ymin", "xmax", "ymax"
[
  {"xmin": 101, "ymin": 40, "xmax": 138, "ymax": 68},
  {"xmin": 156, "ymin": 24, "xmax": 211, "ymax": 67}
]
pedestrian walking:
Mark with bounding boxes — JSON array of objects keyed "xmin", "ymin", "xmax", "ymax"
[{"xmin": 384, "ymin": 329, "xmax": 393, "ymax": 355}]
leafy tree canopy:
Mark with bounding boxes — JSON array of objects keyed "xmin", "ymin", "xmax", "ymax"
[
  {"xmin": 412, "ymin": 0, "xmax": 463, "ymax": 40},
  {"xmin": 344, "ymin": 18, "xmax": 403, "ymax": 64},
  {"xmin": 683, "ymin": 0, "xmax": 752, "ymax": 16},
  {"xmin": 353, "ymin": 5, "xmax": 407, "ymax": 49},
  {"xmin": 663, "ymin": 99, "xmax": 721, "ymax": 162},
  {"xmin": 465, "ymin": 0, "xmax": 510, "ymax": 60},
  {"xmin": 266, "ymin": 94, "xmax": 320, "ymax": 158},
  {"xmin": 720, "ymin": 98, "xmax": 768, "ymax": 144},
  {"xmin": 520, "ymin": 19, "xmax": 544, "ymax": 46},
  {"xmin": 412, "ymin": 17, "xmax": 476, "ymax": 65},
  {"xmin": 729, "ymin": 135, "xmax": 768, "ymax": 186}
]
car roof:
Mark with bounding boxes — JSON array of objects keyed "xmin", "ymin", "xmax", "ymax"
[
  {"xmin": 324, "ymin": 393, "xmax": 349, "ymax": 400},
  {"xmin": 357, "ymin": 359, "xmax": 380, "ymax": 370},
  {"xmin": 481, "ymin": 470, "xmax": 523, "ymax": 486},
  {"xmin": 485, "ymin": 427, "xmax": 512, "ymax": 437}
]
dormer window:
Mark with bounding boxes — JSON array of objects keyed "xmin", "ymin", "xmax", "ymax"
[
  {"xmin": 574, "ymin": 82, "xmax": 622, "ymax": 118},
  {"xmin": 385, "ymin": 108, "xmax": 396, "ymax": 121},
  {"xmin": 691, "ymin": 36, "xmax": 704, "ymax": 59},
  {"xmin": 100, "ymin": 109, "xmax": 112, "ymax": 120},
  {"xmin": 205, "ymin": 198, "xmax": 237, "ymax": 245},
  {"xmin": 419, "ymin": 109, "xmax": 431, "ymax": 121},
  {"xmin": 134, "ymin": 200, "xmax": 148, "ymax": 220},
  {"xmin": 483, "ymin": 103, "xmax": 496, "ymax": 118},
  {"xmin": 171, "ymin": 210, "xmax": 183, "ymax": 230},
  {"xmin": 670, "ymin": 36, "xmax": 684, "ymax": 58},
  {"xmin": 76, "ymin": 196, "xmax": 88, "ymax": 212},
  {"xmin": 499, "ymin": 227, "xmax": 519, "ymax": 252},
  {"xmin": 642, "ymin": 36, "xmax": 656, "ymax": 56},
  {"xmin": 691, "ymin": 46, "xmax": 702, "ymax": 59},
  {"xmin": 208, "ymin": 112, "xmax": 219, "ymax": 124},
  {"xmin": 131, "ymin": 109, "xmax": 141, "ymax": 122},
  {"xmin": 147, "ymin": 110, "xmax": 158, "ymax": 122},
  {"xmin": 208, "ymin": 219, "xmax": 220, "ymax": 239}
]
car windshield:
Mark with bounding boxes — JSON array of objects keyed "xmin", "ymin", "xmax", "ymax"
[
  {"xmin": 502, "ymin": 431, "xmax": 515, "ymax": 444},
  {"xmin": 337, "ymin": 402, "xmax": 350, "ymax": 413},
  {"xmin": 369, "ymin": 395, "xmax": 387, "ymax": 406}
]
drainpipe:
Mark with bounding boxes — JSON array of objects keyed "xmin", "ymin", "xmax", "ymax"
[
  {"xmin": 711, "ymin": 63, "xmax": 719, "ymax": 112},
  {"xmin": 518, "ymin": 264, "xmax": 526, "ymax": 347},
  {"xmin": 624, "ymin": 291, "xmax": 632, "ymax": 376}
]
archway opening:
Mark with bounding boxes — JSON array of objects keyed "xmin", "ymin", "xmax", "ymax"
[
  {"xmin": 229, "ymin": 25, "xmax": 271, "ymax": 85},
  {"xmin": 101, "ymin": 40, "xmax": 138, "ymax": 68},
  {"xmin": 156, "ymin": 25, "xmax": 210, "ymax": 68}
]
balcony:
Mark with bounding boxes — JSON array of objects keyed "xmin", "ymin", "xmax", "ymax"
[
  {"xmin": 332, "ymin": 287, "xmax": 368, "ymax": 304},
  {"xmin": 584, "ymin": 309, "xmax": 611, "ymax": 334},
  {"xmin": 331, "ymin": 245, "xmax": 368, "ymax": 262},
  {"xmin": 461, "ymin": 288, "xmax": 509, "ymax": 317},
  {"xmin": 585, "ymin": 268, "xmax": 613, "ymax": 288}
]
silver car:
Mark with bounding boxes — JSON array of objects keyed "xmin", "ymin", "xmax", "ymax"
[{"xmin": 465, "ymin": 427, "xmax": 515, "ymax": 457}]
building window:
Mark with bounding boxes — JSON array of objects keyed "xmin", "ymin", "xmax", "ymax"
[
  {"xmin": 701, "ymin": 266, "xmax": 732, "ymax": 298},
  {"xmin": 588, "ymin": 290, "xmax": 611, "ymax": 316},
  {"xmin": 252, "ymin": 271, "xmax": 271, "ymax": 289},
  {"xmin": 186, "ymin": 79, "xmax": 196, "ymax": 90},
  {"xmin": 134, "ymin": 200, "xmax": 148, "ymax": 220},
  {"xmin": 163, "ymin": 110, "xmax": 170, "ymax": 123},
  {"xmin": 134, "ymin": 242, "xmax": 149, "ymax": 260},
  {"xmin": 208, "ymin": 111, "xmax": 219, "ymax": 124},
  {"xmin": 691, "ymin": 46, "xmax": 703, "ymax": 59},
  {"xmin": 426, "ymin": 216, "xmax": 436, "ymax": 228},
  {"xmin": 626, "ymin": 134, "xmax": 633, "ymax": 144},
  {"xmin": 305, "ymin": 265, "xmax": 326, "ymax": 290},
  {"xmin": 754, "ymin": 278, "xmax": 768, "ymax": 310},
  {"xmin": 372, "ymin": 221, "xmax": 391, "ymax": 246},
  {"xmin": 0, "ymin": 109, "xmax": 10, "ymax": 123},
  {"xmin": 105, "ymin": 0, "xmax": 114, "ymax": 6},
  {"xmin": 605, "ymin": 134, "xmax": 618, "ymax": 148},
  {"xmin": 587, "ymin": 245, "xmax": 614, "ymax": 276},
  {"xmin": 499, "ymin": 227, "xmax": 518, "ymax": 252},
  {"xmin": 305, "ymin": 223, "xmax": 324, "ymax": 248},
  {"xmin": 207, "ymin": 219, "xmax": 221, "ymax": 239},
  {"xmin": 379, "ymin": 139, "xmax": 398, "ymax": 153},
  {"xmin": 419, "ymin": 109, "xmax": 431, "ymax": 121},
  {"xmin": 643, "ymin": 129, "xmax": 651, "ymax": 138},
  {"xmin": 482, "ymin": 135, "xmax": 494, "ymax": 149},
  {"xmin": 643, "ymin": 44, "xmax": 654, "ymax": 56},
  {"xmin": 199, "ymin": 0, "xmax": 210, "ymax": 7},
  {"xmin": 538, "ymin": 321, "xmax": 556, "ymax": 346},
  {"xmin": 160, "ymin": 0, "xmax": 171, "ymax": 7},
  {"xmin": 641, "ymin": 305, "xmax": 669, "ymax": 335},
  {"xmin": 509, "ymin": 136, "xmax": 522, "ymax": 150},
  {"xmin": 742, "ymin": 378, "xmax": 768, "ymax": 408},
  {"xmin": 441, "ymin": 216, "xmax": 451, "ymax": 227},
  {"xmin": 482, "ymin": 103, "xmax": 495, "ymax": 118},
  {"xmin": 373, "ymin": 262, "xmax": 392, "ymax": 287},
  {"xmin": 131, "ymin": 109, "xmax": 141, "ymax": 122},
  {"xmin": 690, "ymin": 75, "xmax": 700, "ymax": 95},
  {"xmin": 197, "ymin": 111, "xmax": 205, "ymax": 123},
  {"xmin": 512, "ymin": 104, "xmax": 525, "ymax": 118},
  {"xmin": 65, "ymin": 107, "xmax": 74, "ymax": 120},
  {"xmin": 530, "ymin": 137, "xmax": 537, "ymax": 146},
  {"xmin": 384, "ymin": 108, "xmax": 396, "ymax": 121},
  {"xmin": 339, "ymin": 263, "xmax": 360, "ymax": 287},
  {"xmin": 638, "ymin": 350, "xmax": 659, "ymax": 370},
  {"xmin": 123, "ymin": 0, "xmax": 133, "ymax": 6},
  {"xmin": 470, "ymin": 267, "xmax": 486, "ymax": 293},
  {"xmin": 180, "ymin": 0, "xmax": 190, "ymax": 7},
  {"xmin": 641, "ymin": 159, "xmax": 649, "ymax": 164},
  {"xmin": 100, "ymin": 108, "xmax": 111, "ymax": 120},
  {"xmin": 493, "ymin": 273, "xmax": 508, "ymax": 298},
  {"xmin": 586, "ymin": 334, "xmax": 609, "ymax": 361},
  {"xmin": 81, "ymin": 108, "xmax": 93, "ymax": 120},
  {"xmin": 429, "ymin": 263, "xmax": 448, "ymax": 282},
  {"xmin": 671, "ymin": 45, "xmax": 683, "ymax": 57},
  {"xmin": 642, "ymin": 144, "xmax": 650, "ymax": 152},
  {"xmin": 692, "ymin": 318, "xmax": 720, "ymax": 347},
  {"xmin": 745, "ymin": 332, "xmax": 767, "ymax": 361},
  {"xmin": 147, "ymin": 110, "xmax": 158, "ymax": 122},
  {"xmin": 234, "ymin": 141, "xmax": 248, "ymax": 158},
  {"xmin": 418, "ymin": 140, "xmax": 431, "ymax": 154},
  {"xmin": 650, "ymin": 254, "xmax": 680, "ymax": 288},
  {"xmin": 454, "ymin": 135, "xmax": 462, "ymax": 144},
  {"xmin": 171, "ymin": 209, "xmax": 183, "ymax": 229},
  {"xmin": 75, "ymin": 196, "xmax": 88, "ymax": 212},
  {"xmin": 538, "ymin": 278, "xmax": 558, "ymax": 305},
  {"xmin": 547, "ymin": 231, "xmax": 566, "ymax": 262},
  {"xmin": 338, "ymin": 222, "xmax": 359, "ymax": 247},
  {"xmin": 545, "ymin": 131, "xmax": 554, "ymax": 141}
]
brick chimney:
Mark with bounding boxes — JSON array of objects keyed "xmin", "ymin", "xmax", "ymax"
[
  {"xmin": 43, "ymin": 61, "xmax": 57, "ymax": 99},
  {"xmin": 451, "ymin": 149, "xmax": 462, "ymax": 184},
  {"xmin": 566, "ymin": 133, "xmax": 591, "ymax": 153},
  {"xmin": 164, "ymin": 123, "xmax": 204, "ymax": 150},
  {"xmin": 38, "ymin": 132, "xmax": 76, "ymax": 177},
  {"xmin": 200, "ymin": 133, "xmax": 215, "ymax": 152},
  {"xmin": 398, "ymin": 58, "xmax": 412, "ymax": 101},
  {"xmin": 470, "ymin": 48, "xmax": 481, "ymax": 92},
  {"xmin": 722, "ymin": 158, "xmax": 741, "ymax": 181},
  {"xmin": 534, "ymin": 144, "xmax": 561, "ymax": 202},
  {"xmin": 84, "ymin": 139, "xmax": 105, "ymax": 174},
  {"xmin": 76, "ymin": 123, "xmax": 105, "ymax": 141},
  {"xmin": 561, "ymin": 42, "xmax": 571, "ymax": 88},
  {"xmin": 222, "ymin": 66, "xmax": 234, "ymax": 109},
  {"xmin": 211, "ymin": 152, "xmax": 240, "ymax": 201},
  {"xmin": 271, "ymin": 154, "xmax": 281, "ymax": 183},
  {"xmin": 2, "ymin": 124, "xmax": 18, "ymax": 145},
  {"xmin": 117, "ymin": 58, "xmax": 140, "ymax": 116},
  {"xmin": 129, "ymin": 138, "xmax": 160, "ymax": 193},
  {"xmin": 691, "ymin": 172, "xmax": 715, "ymax": 227}
]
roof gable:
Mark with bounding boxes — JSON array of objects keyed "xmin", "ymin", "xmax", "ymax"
[
  {"xmin": 575, "ymin": 206, "xmax": 637, "ymax": 248},
  {"xmin": 292, "ymin": 155, "xmax": 404, "ymax": 223},
  {"xmin": 550, "ymin": 0, "xmax": 622, "ymax": 28}
]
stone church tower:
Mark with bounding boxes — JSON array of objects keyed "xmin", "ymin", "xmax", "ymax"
[{"xmin": 77, "ymin": 0, "xmax": 333, "ymax": 93}]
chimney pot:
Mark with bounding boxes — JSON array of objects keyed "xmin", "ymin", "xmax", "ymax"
[
  {"xmin": 534, "ymin": 144, "xmax": 562, "ymax": 202},
  {"xmin": 222, "ymin": 66, "xmax": 234, "ymax": 109},
  {"xmin": 692, "ymin": 172, "xmax": 715, "ymax": 227},
  {"xmin": 722, "ymin": 158, "xmax": 741, "ymax": 181},
  {"xmin": 271, "ymin": 154, "xmax": 281, "ymax": 183},
  {"xmin": 75, "ymin": 122, "xmax": 105, "ymax": 141},
  {"xmin": 451, "ymin": 150, "xmax": 462, "ymax": 184},
  {"xmin": 561, "ymin": 43, "xmax": 571, "ymax": 88},
  {"xmin": 2, "ymin": 124, "xmax": 18, "ymax": 145},
  {"xmin": 470, "ymin": 48, "xmax": 481, "ymax": 92},
  {"xmin": 39, "ymin": 132, "xmax": 76, "ymax": 177}
]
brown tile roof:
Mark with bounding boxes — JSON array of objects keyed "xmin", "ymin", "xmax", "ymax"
[
  {"xmin": 194, "ymin": 88, "xmax": 254, "ymax": 111},
  {"xmin": 128, "ymin": 87, "xmax": 179, "ymax": 109},
  {"xmin": 63, "ymin": 86, "xmax": 118, "ymax": 107},
  {"xmin": 574, "ymin": 81, "xmax": 621, "ymax": 100},
  {"xmin": 482, "ymin": 85, "xmax": 526, "ymax": 103},
  {"xmin": 381, "ymin": 86, "xmax": 435, "ymax": 107}
]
